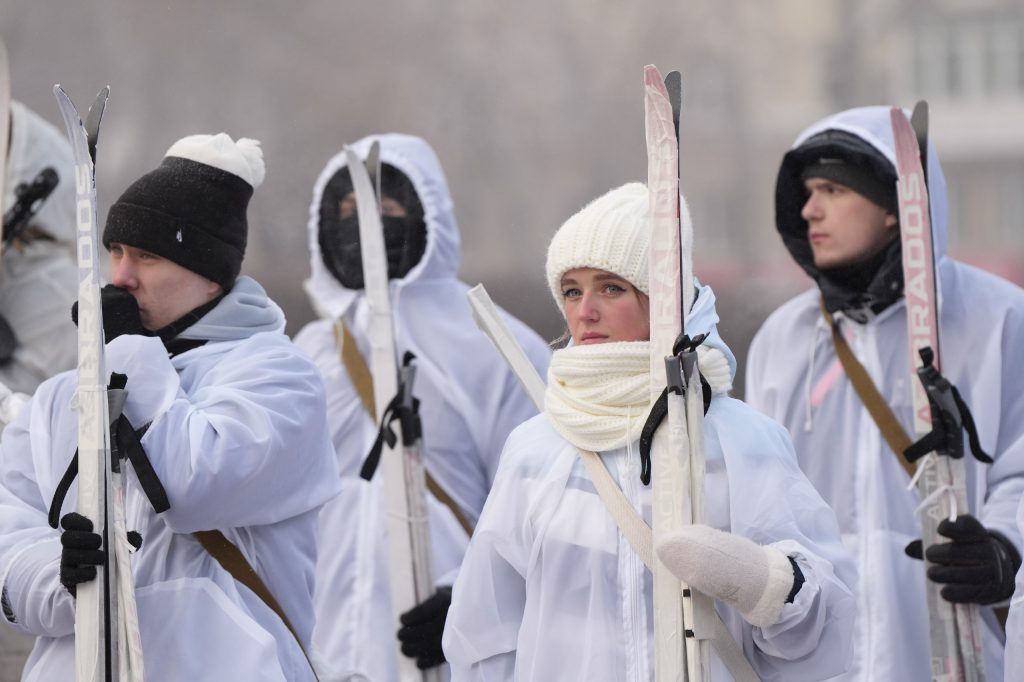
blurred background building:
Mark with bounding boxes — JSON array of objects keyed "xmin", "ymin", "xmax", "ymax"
[{"xmin": 1, "ymin": 0, "xmax": 1022, "ymax": 674}]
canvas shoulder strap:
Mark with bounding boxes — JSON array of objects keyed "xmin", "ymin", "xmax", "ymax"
[
  {"xmin": 820, "ymin": 301, "xmax": 915, "ymax": 478},
  {"xmin": 577, "ymin": 448, "xmax": 758, "ymax": 682},
  {"xmin": 193, "ymin": 529, "xmax": 319, "ymax": 680},
  {"xmin": 335, "ymin": 320, "xmax": 475, "ymax": 537}
]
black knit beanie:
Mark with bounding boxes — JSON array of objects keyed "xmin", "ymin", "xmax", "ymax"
[
  {"xmin": 800, "ymin": 158, "xmax": 897, "ymax": 214},
  {"xmin": 103, "ymin": 134, "xmax": 265, "ymax": 290}
]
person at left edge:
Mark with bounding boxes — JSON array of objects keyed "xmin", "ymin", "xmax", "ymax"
[
  {"xmin": 0, "ymin": 133, "xmax": 341, "ymax": 681},
  {"xmin": 0, "ymin": 99, "xmax": 82, "ymax": 428}
]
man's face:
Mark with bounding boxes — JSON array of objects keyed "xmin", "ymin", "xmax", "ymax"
[
  {"xmin": 801, "ymin": 177, "xmax": 898, "ymax": 270},
  {"xmin": 109, "ymin": 243, "xmax": 223, "ymax": 331}
]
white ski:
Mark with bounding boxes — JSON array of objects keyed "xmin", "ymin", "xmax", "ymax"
[
  {"xmin": 891, "ymin": 105, "xmax": 985, "ymax": 682},
  {"xmin": 55, "ymin": 85, "xmax": 143, "ymax": 682},
  {"xmin": 467, "ymin": 285, "xmax": 546, "ymax": 407},
  {"xmin": 346, "ymin": 144, "xmax": 438, "ymax": 682},
  {"xmin": 645, "ymin": 64, "xmax": 712, "ymax": 682}
]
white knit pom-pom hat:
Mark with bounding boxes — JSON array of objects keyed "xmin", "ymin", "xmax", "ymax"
[
  {"xmin": 545, "ymin": 182, "xmax": 652, "ymax": 310},
  {"xmin": 546, "ymin": 182, "xmax": 696, "ymax": 315}
]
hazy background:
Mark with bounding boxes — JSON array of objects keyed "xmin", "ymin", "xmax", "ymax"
[{"xmin": 2, "ymin": 1, "xmax": 1024, "ymax": 677}]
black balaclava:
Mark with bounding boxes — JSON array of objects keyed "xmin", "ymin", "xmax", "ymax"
[
  {"xmin": 318, "ymin": 162, "xmax": 428, "ymax": 290},
  {"xmin": 775, "ymin": 129, "xmax": 903, "ymax": 321}
]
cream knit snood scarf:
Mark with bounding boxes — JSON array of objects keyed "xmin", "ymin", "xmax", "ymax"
[{"xmin": 545, "ymin": 340, "xmax": 732, "ymax": 453}]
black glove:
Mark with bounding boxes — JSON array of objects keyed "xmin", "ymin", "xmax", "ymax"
[
  {"xmin": 58, "ymin": 514, "xmax": 143, "ymax": 598},
  {"xmin": 71, "ymin": 284, "xmax": 146, "ymax": 343},
  {"xmin": 397, "ymin": 586, "xmax": 451, "ymax": 670},
  {"xmin": 905, "ymin": 514, "xmax": 1021, "ymax": 604},
  {"xmin": 59, "ymin": 512, "xmax": 105, "ymax": 597}
]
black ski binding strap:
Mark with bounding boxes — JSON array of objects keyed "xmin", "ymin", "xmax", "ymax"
[
  {"xmin": 637, "ymin": 334, "xmax": 712, "ymax": 486},
  {"xmin": 396, "ymin": 352, "xmax": 423, "ymax": 447},
  {"xmin": 903, "ymin": 347, "xmax": 993, "ymax": 464},
  {"xmin": 47, "ymin": 372, "xmax": 171, "ymax": 528},
  {"xmin": 359, "ymin": 352, "xmax": 423, "ymax": 480},
  {"xmin": 673, "ymin": 332, "xmax": 707, "ymax": 356}
]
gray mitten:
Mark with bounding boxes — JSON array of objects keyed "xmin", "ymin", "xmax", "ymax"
[{"xmin": 655, "ymin": 524, "xmax": 795, "ymax": 627}]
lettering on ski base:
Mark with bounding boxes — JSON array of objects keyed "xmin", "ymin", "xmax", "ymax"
[
  {"xmin": 75, "ymin": 162, "xmax": 94, "ymax": 269},
  {"xmin": 898, "ymin": 167, "xmax": 938, "ymax": 434},
  {"xmin": 647, "ymin": 182, "xmax": 680, "ymax": 340}
]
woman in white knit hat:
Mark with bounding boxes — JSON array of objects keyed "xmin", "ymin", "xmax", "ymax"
[{"xmin": 442, "ymin": 182, "xmax": 857, "ymax": 681}]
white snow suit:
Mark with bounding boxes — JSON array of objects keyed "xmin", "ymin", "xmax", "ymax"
[
  {"xmin": 0, "ymin": 277, "xmax": 341, "ymax": 682},
  {"xmin": 0, "ymin": 100, "xmax": 79, "ymax": 395},
  {"xmin": 745, "ymin": 106, "xmax": 1024, "ymax": 681},
  {"xmin": 443, "ymin": 285, "xmax": 857, "ymax": 681},
  {"xmin": 297, "ymin": 133, "xmax": 551, "ymax": 680}
]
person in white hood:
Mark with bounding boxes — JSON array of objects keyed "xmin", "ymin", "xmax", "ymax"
[
  {"xmin": 296, "ymin": 133, "xmax": 550, "ymax": 679},
  {"xmin": 442, "ymin": 182, "xmax": 856, "ymax": 681},
  {"xmin": 0, "ymin": 133, "xmax": 340, "ymax": 681},
  {"xmin": 0, "ymin": 100, "xmax": 80, "ymax": 421},
  {"xmin": 745, "ymin": 106, "xmax": 1024, "ymax": 681}
]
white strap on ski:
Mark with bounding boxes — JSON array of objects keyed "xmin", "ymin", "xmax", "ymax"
[
  {"xmin": 891, "ymin": 107, "xmax": 986, "ymax": 682},
  {"xmin": 467, "ymin": 283, "xmax": 758, "ymax": 682},
  {"xmin": 55, "ymin": 85, "xmax": 144, "ymax": 682},
  {"xmin": 346, "ymin": 145, "xmax": 438, "ymax": 682},
  {"xmin": 0, "ymin": 40, "xmax": 10, "ymax": 257}
]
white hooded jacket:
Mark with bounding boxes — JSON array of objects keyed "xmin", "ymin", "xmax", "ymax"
[
  {"xmin": 1006, "ymin": 496, "xmax": 1024, "ymax": 681},
  {"xmin": 746, "ymin": 106, "xmax": 1024, "ymax": 681},
  {"xmin": 443, "ymin": 285, "xmax": 857, "ymax": 681},
  {"xmin": 0, "ymin": 100, "xmax": 79, "ymax": 398},
  {"xmin": 0, "ymin": 277, "xmax": 342, "ymax": 682},
  {"xmin": 296, "ymin": 133, "xmax": 551, "ymax": 680}
]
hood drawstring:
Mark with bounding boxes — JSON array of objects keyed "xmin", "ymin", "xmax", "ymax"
[
  {"xmin": 803, "ymin": 320, "xmax": 825, "ymax": 432},
  {"xmin": 625, "ymin": 404, "xmax": 635, "ymax": 474}
]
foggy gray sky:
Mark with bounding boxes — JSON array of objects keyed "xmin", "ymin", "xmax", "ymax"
[{"xmin": 3, "ymin": 0, "xmax": 1022, "ymax": 388}]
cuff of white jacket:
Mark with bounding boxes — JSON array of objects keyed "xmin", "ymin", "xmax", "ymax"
[
  {"xmin": 746, "ymin": 546, "xmax": 798, "ymax": 627},
  {"xmin": 753, "ymin": 551, "xmax": 826, "ymax": 660},
  {"xmin": 1, "ymin": 537, "xmax": 75, "ymax": 637},
  {"xmin": 105, "ymin": 335, "xmax": 180, "ymax": 428}
]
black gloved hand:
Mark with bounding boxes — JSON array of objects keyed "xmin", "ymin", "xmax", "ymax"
[
  {"xmin": 71, "ymin": 284, "xmax": 146, "ymax": 343},
  {"xmin": 397, "ymin": 586, "xmax": 452, "ymax": 670},
  {"xmin": 905, "ymin": 514, "xmax": 1021, "ymax": 604},
  {"xmin": 59, "ymin": 512, "xmax": 105, "ymax": 597}
]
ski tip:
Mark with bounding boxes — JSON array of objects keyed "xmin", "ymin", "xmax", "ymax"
[
  {"xmin": 89, "ymin": 86, "xmax": 110, "ymax": 112},
  {"xmin": 85, "ymin": 87, "xmax": 110, "ymax": 162},
  {"xmin": 644, "ymin": 64, "xmax": 662, "ymax": 82},
  {"xmin": 910, "ymin": 99, "xmax": 929, "ymax": 136}
]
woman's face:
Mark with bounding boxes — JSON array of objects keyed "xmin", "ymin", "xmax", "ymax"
[{"xmin": 560, "ymin": 267, "xmax": 649, "ymax": 345}]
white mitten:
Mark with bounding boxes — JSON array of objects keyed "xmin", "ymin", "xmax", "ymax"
[{"xmin": 655, "ymin": 524, "xmax": 795, "ymax": 627}]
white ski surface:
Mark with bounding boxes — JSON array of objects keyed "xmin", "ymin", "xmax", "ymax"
[
  {"xmin": 891, "ymin": 107, "xmax": 985, "ymax": 682},
  {"xmin": 55, "ymin": 84, "xmax": 142, "ymax": 682},
  {"xmin": 645, "ymin": 64, "xmax": 712, "ymax": 682},
  {"xmin": 346, "ymin": 145, "xmax": 438, "ymax": 682}
]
